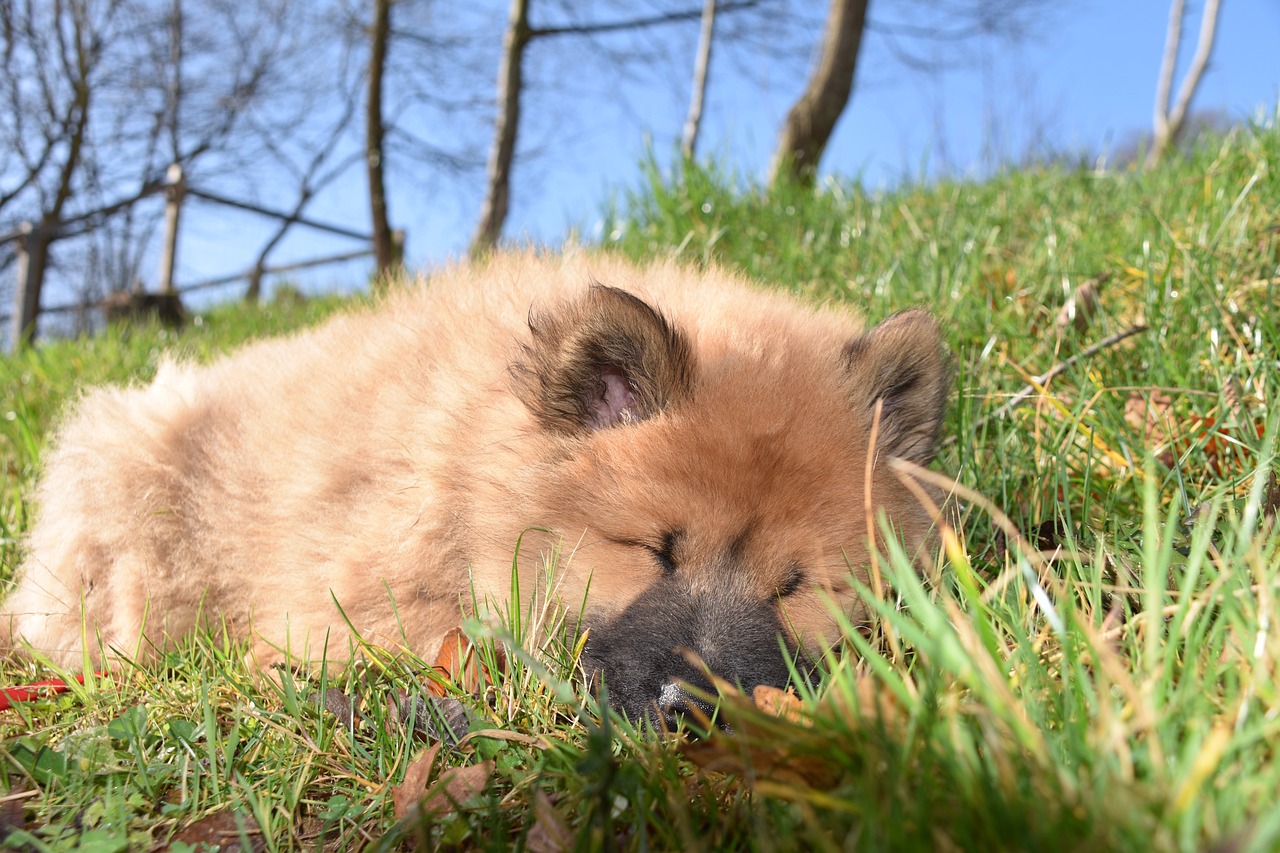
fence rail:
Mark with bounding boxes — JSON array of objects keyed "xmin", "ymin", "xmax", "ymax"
[
  {"xmin": 3, "ymin": 248, "xmax": 374, "ymax": 323},
  {"xmin": 184, "ymin": 187, "xmax": 373, "ymax": 243},
  {"xmin": 3, "ymin": 165, "xmax": 378, "ymax": 353}
]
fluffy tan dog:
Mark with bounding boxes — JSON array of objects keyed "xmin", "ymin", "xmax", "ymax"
[{"xmin": 2, "ymin": 252, "xmax": 949, "ymax": 722}]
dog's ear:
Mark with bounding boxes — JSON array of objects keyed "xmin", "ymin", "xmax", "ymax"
[
  {"xmin": 843, "ymin": 309, "xmax": 951, "ymax": 465},
  {"xmin": 512, "ymin": 283, "xmax": 696, "ymax": 433}
]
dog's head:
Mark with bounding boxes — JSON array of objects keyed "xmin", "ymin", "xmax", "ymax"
[{"xmin": 511, "ymin": 282, "xmax": 950, "ymax": 725}]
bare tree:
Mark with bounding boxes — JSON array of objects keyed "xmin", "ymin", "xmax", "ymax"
[
  {"xmin": 0, "ymin": 0, "xmax": 362, "ymax": 343},
  {"xmin": 0, "ymin": 2, "xmax": 107, "ymax": 220},
  {"xmin": 245, "ymin": 79, "xmax": 364, "ymax": 302},
  {"xmin": 768, "ymin": 0, "xmax": 869, "ymax": 187},
  {"xmin": 469, "ymin": 0, "xmax": 772, "ymax": 256},
  {"xmin": 765, "ymin": 0, "xmax": 1061, "ymax": 188},
  {"xmin": 1150, "ymin": 0, "xmax": 1223, "ymax": 167},
  {"xmin": 681, "ymin": 0, "xmax": 718, "ymax": 160},
  {"xmin": 0, "ymin": 0, "xmax": 115, "ymax": 345}
]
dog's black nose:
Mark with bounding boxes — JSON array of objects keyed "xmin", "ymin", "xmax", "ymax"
[
  {"xmin": 657, "ymin": 681, "xmax": 685, "ymax": 728},
  {"xmin": 656, "ymin": 681, "xmax": 721, "ymax": 731}
]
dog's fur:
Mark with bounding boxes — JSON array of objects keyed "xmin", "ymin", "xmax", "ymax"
[{"xmin": 2, "ymin": 252, "xmax": 949, "ymax": 722}]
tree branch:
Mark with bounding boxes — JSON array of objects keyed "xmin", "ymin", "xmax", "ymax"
[
  {"xmin": 992, "ymin": 325, "xmax": 1151, "ymax": 422},
  {"xmin": 529, "ymin": 1, "xmax": 758, "ymax": 39}
]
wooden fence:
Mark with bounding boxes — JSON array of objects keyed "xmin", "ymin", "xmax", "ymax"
[{"xmin": 2, "ymin": 166, "xmax": 384, "ymax": 353}]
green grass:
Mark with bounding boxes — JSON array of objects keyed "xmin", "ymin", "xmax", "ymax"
[{"xmin": 2, "ymin": 117, "xmax": 1279, "ymax": 850}]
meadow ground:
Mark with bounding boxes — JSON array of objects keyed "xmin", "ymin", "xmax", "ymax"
[{"xmin": 1, "ymin": 117, "xmax": 1278, "ymax": 851}]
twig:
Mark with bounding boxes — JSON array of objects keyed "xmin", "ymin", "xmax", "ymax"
[{"xmin": 951, "ymin": 323, "xmax": 1149, "ymax": 444}]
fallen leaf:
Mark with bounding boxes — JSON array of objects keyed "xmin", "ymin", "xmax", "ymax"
[
  {"xmin": 683, "ymin": 672, "xmax": 903, "ymax": 793},
  {"xmin": 159, "ymin": 809, "xmax": 265, "ymax": 852},
  {"xmin": 681, "ymin": 734, "xmax": 840, "ymax": 790},
  {"xmin": 387, "ymin": 689, "xmax": 470, "ymax": 744},
  {"xmin": 1262, "ymin": 469, "xmax": 1280, "ymax": 526},
  {"xmin": 526, "ymin": 790, "xmax": 573, "ymax": 853},
  {"xmin": 1123, "ymin": 390, "xmax": 1265, "ymax": 476},
  {"xmin": 1124, "ymin": 390, "xmax": 1174, "ymax": 444},
  {"xmin": 400, "ymin": 760, "xmax": 496, "ymax": 824},
  {"xmin": 1055, "ymin": 274, "xmax": 1106, "ymax": 334},
  {"xmin": 683, "ymin": 689, "xmax": 834, "ymax": 789},
  {"xmin": 430, "ymin": 626, "xmax": 506, "ymax": 697},
  {"xmin": 980, "ymin": 266, "xmax": 1018, "ymax": 299},
  {"xmin": 391, "ymin": 742, "xmax": 441, "ymax": 822},
  {"xmin": 1223, "ymin": 376, "xmax": 1249, "ymax": 422},
  {"xmin": 825, "ymin": 672, "xmax": 902, "ymax": 730},
  {"xmin": 422, "ymin": 760, "xmax": 495, "ymax": 814},
  {"xmin": 1166, "ymin": 414, "xmax": 1263, "ymax": 476},
  {"xmin": 751, "ymin": 685, "xmax": 808, "ymax": 726},
  {"xmin": 317, "ymin": 686, "xmax": 357, "ymax": 729},
  {"xmin": 0, "ymin": 782, "xmax": 32, "ymax": 840}
]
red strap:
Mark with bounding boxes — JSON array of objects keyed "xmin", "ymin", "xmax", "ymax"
[{"xmin": 0, "ymin": 674, "xmax": 99, "ymax": 711}]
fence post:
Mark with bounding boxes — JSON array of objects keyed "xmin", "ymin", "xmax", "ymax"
[
  {"xmin": 391, "ymin": 228, "xmax": 406, "ymax": 270},
  {"xmin": 158, "ymin": 163, "xmax": 185, "ymax": 294},
  {"xmin": 9, "ymin": 221, "xmax": 51, "ymax": 352}
]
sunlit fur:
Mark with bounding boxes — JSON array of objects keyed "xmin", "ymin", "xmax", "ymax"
[{"xmin": 2, "ymin": 251, "xmax": 948, "ymax": 717}]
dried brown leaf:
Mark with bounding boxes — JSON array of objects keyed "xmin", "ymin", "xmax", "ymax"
[
  {"xmin": 751, "ymin": 685, "xmax": 809, "ymax": 726},
  {"xmin": 1223, "ymin": 376, "xmax": 1249, "ymax": 422},
  {"xmin": 825, "ymin": 672, "xmax": 902, "ymax": 730},
  {"xmin": 681, "ymin": 735, "xmax": 840, "ymax": 789},
  {"xmin": 1263, "ymin": 469, "xmax": 1280, "ymax": 525},
  {"xmin": 526, "ymin": 790, "xmax": 573, "ymax": 853},
  {"xmin": 1124, "ymin": 388, "xmax": 1269, "ymax": 477},
  {"xmin": 431, "ymin": 626, "xmax": 507, "ymax": 697},
  {"xmin": 318, "ymin": 686, "xmax": 357, "ymax": 729},
  {"xmin": 0, "ymin": 782, "xmax": 32, "ymax": 838},
  {"xmin": 684, "ymin": 674, "xmax": 905, "ymax": 794},
  {"xmin": 384, "ymin": 690, "xmax": 403, "ymax": 739},
  {"xmin": 160, "ymin": 809, "xmax": 265, "ymax": 852},
  {"xmin": 417, "ymin": 759, "xmax": 496, "ymax": 818},
  {"xmin": 391, "ymin": 742, "xmax": 441, "ymax": 822},
  {"xmin": 682, "ymin": 688, "xmax": 840, "ymax": 789},
  {"xmin": 1124, "ymin": 390, "xmax": 1174, "ymax": 442},
  {"xmin": 387, "ymin": 689, "xmax": 470, "ymax": 744},
  {"xmin": 1055, "ymin": 275, "xmax": 1104, "ymax": 333}
]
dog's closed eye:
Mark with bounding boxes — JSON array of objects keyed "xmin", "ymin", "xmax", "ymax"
[
  {"xmin": 646, "ymin": 529, "xmax": 682, "ymax": 575},
  {"xmin": 777, "ymin": 563, "xmax": 806, "ymax": 598}
]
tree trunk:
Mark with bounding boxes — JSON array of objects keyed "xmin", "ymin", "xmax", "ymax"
[
  {"xmin": 471, "ymin": 0, "xmax": 531, "ymax": 257},
  {"xmin": 1149, "ymin": 0, "xmax": 1222, "ymax": 167},
  {"xmin": 681, "ymin": 0, "xmax": 717, "ymax": 160},
  {"xmin": 767, "ymin": 0, "xmax": 869, "ymax": 188},
  {"xmin": 367, "ymin": 0, "xmax": 396, "ymax": 277}
]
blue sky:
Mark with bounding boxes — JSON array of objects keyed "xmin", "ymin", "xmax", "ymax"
[{"xmin": 175, "ymin": 1, "xmax": 1280, "ymax": 302}]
